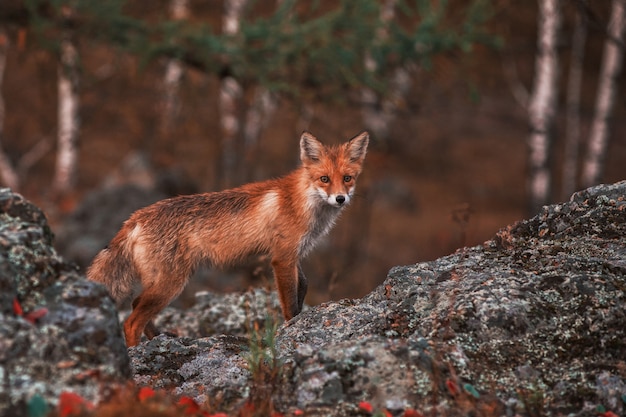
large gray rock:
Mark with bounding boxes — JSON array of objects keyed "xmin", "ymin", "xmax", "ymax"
[
  {"xmin": 153, "ymin": 288, "xmax": 284, "ymax": 339},
  {"xmin": 274, "ymin": 182, "xmax": 626, "ymax": 415},
  {"xmin": 126, "ymin": 288, "xmax": 285, "ymax": 412},
  {"xmin": 0, "ymin": 189, "xmax": 130, "ymax": 416},
  {"xmin": 130, "ymin": 334, "xmax": 250, "ymax": 410}
]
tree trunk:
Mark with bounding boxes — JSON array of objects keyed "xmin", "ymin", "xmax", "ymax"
[
  {"xmin": 561, "ymin": 3, "xmax": 587, "ymax": 200},
  {"xmin": 243, "ymin": 88, "xmax": 277, "ymax": 180},
  {"xmin": 219, "ymin": 0, "xmax": 246, "ymax": 188},
  {"xmin": 0, "ymin": 27, "xmax": 19, "ymax": 191},
  {"xmin": 527, "ymin": 0, "xmax": 561, "ymax": 213},
  {"xmin": 240, "ymin": 0, "xmax": 286, "ymax": 182},
  {"xmin": 53, "ymin": 32, "xmax": 80, "ymax": 196},
  {"xmin": 581, "ymin": 0, "xmax": 625, "ymax": 188},
  {"xmin": 161, "ymin": 0, "xmax": 189, "ymax": 137},
  {"xmin": 361, "ymin": 0, "xmax": 412, "ymax": 141}
]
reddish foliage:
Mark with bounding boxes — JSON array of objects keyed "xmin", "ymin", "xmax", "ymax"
[
  {"xmin": 12, "ymin": 299, "xmax": 48, "ymax": 323},
  {"xmin": 403, "ymin": 409, "xmax": 424, "ymax": 417},
  {"xmin": 178, "ymin": 396, "xmax": 201, "ymax": 415},
  {"xmin": 58, "ymin": 392, "xmax": 92, "ymax": 416},
  {"xmin": 13, "ymin": 298, "xmax": 23, "ymax": 316},
  {"xmin": 599, "ymin": 412, "xmax": 619, "ymax": 417},
  {"xmin": 293, "ymin": 409, "xmax": 304, "ymax": 416},
  {"xmin": 238, "ymin": 401, "xmax": 255, "ymax": 417},
  {"xmin": 358, "ymin": 401, "xmax": 373, "ymax": 413},
  {"xmin": 445, "ymin": 378, "xmax": 460, "ymax": 396},
  {"xmin": 137, "ymin": 386, "xmax": 156, "ymax": 402},
  {"xmin": 24, "ymin": 307, "xmax": 48, "ymax": 323},
  {"xmin": 74, "ymin": 368, "xmax": 101, "ymax": 381}
]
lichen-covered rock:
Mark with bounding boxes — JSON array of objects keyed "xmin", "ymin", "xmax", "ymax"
[
  {"xmin": 126, "ymin": 289, "xmax": 284, "ymax": 413},
  {"xmin": 154, "ymin": 288, "xmax": 284, "ymax": 338},
  {"xmin": 274, "ymin": 181, "xmax": 626, "ymax": 416},
  {"xmin": 0, "ymin": 189, "xmax": 130, "ymax": 416},
  {"xmin": 129, "ymin": 334, "xmax": 250, "ymax": 411},
  {"xmin": 282, "ymin": 336, "xmax": 423, "ymax": 411}
]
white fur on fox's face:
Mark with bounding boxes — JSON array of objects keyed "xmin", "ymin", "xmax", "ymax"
[{"xmin": 316, "ymin": 188, "xmax": 353, "ymax": 207}]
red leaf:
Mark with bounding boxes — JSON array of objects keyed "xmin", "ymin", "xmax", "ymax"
[
  {"xmin": 445, "ymin": 378, "xmax": 459, "ymax": 396},
  {"xmin": 358, "ymin": 401, "xmax": 373, "ymax": 413},
  {"xmin": 382, "ymin": 410, "xmax": 392, "ymax": 417},
  {"xmin": 138, "ymin": 386, "xmax": 156, "ymax": 402},
  {"xmin": 178, "ymin": 396, "xmax": 201, "ymax": 415},
  {"xmin": 209, "ymin": 413, "xmax": 229, "ymax": 417},
  {"xmin": 270, "ymin": 412, "xmax": 284, "ymax": 417},
  {"xmin": 74, "ymin": 368, "xmax": 101, "ymax": 381},
  {"xmin": 25, "ymin": 307, "xmax": 48, "ymax": 323},
  {"xmin": 58, "ymin": 392, "xmax": 92, "ymax": 417},
  {"xmin": 403, "ymin": 410, "xmax": 424, "ymax": 417},
  {"xmin": 293, "ymin": 409, "xmax": 305, "ymax": 416},
  {"xmin": 240, "ymin": 401, "xmax": 255, "ymax": 415},
  {"xmin": 600, "ymin": 412, "xmax": 619, "ymax": 417},
  {"xmin": 13, "ymin": 298, "xmax": 23, "ymax": 316}
]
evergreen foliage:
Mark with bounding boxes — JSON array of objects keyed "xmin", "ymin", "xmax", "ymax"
[
  {"xmin": 7, "ymin": 0, "xmax": 498, "ymax": 99},
  {"xmin": 21, "ymin": 0, "xmax": 144, "ymax": 51}
]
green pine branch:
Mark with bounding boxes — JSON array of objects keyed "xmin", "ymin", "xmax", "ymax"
[{"xmin": 4, "ymin": 0, "xmax": 499, "ymax": 100}]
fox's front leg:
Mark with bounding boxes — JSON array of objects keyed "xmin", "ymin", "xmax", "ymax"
[
  {"xmin": 297, "ymin": 263, "xmax": 308, "ymax": 313},
  {"xmin": 272, "ymin": 257, "xmax": 302, "ymax": 320}
]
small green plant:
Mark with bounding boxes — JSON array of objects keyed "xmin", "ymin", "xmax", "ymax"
[{"xmin": 242, "ymin": 315, "xmax": 284, "ymax": 417}]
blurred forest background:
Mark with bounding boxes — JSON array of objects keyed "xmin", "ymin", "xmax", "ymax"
[{"xmin": 0, "ymin": 0, "xmax": 624, "ymax": 304}]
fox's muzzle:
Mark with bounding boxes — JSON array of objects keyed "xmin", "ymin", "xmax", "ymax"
[{"xmin": 325, "ymin": 193, "xmax": 349, "ymax": 207}]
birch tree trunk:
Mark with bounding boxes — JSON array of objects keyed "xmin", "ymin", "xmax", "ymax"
[
  {"xmin": 161, "ymin": 0, "xmax": 189, "ymax": 137},
  {"xmin": 53, "ymin": 31, "xmax": 80, "ymax": 195},
  {"xmin": 361, "ymin": 0, "xmax": 413, "ymax": 140},
  {"xmin": 561, "ymin": 4, "xmax": 587, "ymax": 200},
  {"xmin": 240, "ymin": 0, "xmax": 286, "ymax": 181},
  {"xmin": 581, "ymin": 0, "xmax": 625, "ymax": 188},
  {"xmin": 219, "ymin": 0, "xmax": 246, "ymax": 188},
  {"xmin": 0, "ymin": 27, "xmax": 19, "ymax": 191},
  {"xmin": 243, "ymin": 88, "xmax": 276, "ymax": 176},
  {"xmin": 527, "ymin": 0, "xmax": 561, "ymax": 213}
]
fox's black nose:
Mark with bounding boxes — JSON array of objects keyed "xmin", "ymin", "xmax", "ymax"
[{"xmin": 336, "ymin": 195, "xmax": 346, "ymax": 205}]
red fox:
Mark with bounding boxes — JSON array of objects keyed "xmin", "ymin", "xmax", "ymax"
[{"xmin": 87, "ymin": 131, "xmax": 369, "ymax": 346}]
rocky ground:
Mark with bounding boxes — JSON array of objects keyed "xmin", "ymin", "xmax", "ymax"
[
  {"xmin": 1, "ymin": 182, "xmax": 625, "ymax": 416},
  {"xmin": 0, "ymin": 189, "xmax": 129, "ymax": 416}
]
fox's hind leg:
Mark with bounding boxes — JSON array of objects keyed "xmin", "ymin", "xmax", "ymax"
[
  {"xmin": 131, "ymin": 297, "xmax": 160, "ymax": 339},
  {"xmin": 124, "ymin": 284, "xmax": 177, "ymax": 346},
  {"xmin": 124, "ymin": 290, "xmax": 169, "ymax": 347},
  {"xmin": 122, "ymin": 251, "xmax": 191, "ymax": 346}
]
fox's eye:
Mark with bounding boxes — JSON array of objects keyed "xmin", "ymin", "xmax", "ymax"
[
  {"xmin": 320, "ymin": 176, "xmax": 330, "ymax": 183},
  {"xmin": 343, "ymin": 175, "xmax": 352, "ymax": 182}
]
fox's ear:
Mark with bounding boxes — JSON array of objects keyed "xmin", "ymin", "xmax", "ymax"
[
  {"xmin": 300, "ymin": 131, "xmax": 324, "ymax": 163},
  {"xmin": 346, "ymin": 131, "xmax": 369, "ymax": 164}
]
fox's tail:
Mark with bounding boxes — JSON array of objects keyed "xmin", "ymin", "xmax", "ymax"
[{"xmin": 87, "ymin": 239, "xmax": 138, "ymax": 308}]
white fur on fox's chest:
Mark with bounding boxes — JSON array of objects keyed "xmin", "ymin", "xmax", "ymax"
[
  {"xmin": 255, "ymin": 189, "xmax": 342, "ymax": 257},
  {"xmin": 298, "ymin": 188, "xmax": 343, "ymax": 257}
]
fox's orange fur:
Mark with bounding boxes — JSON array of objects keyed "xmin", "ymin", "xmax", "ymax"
[{"xmin": 87, "ymin": 131, "xmax": 369, "ymax": 346}]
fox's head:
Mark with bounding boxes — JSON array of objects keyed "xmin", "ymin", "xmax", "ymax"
[{"xmin": 300, "ymin": 131, "xmax": 369, "ymax": 208}]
